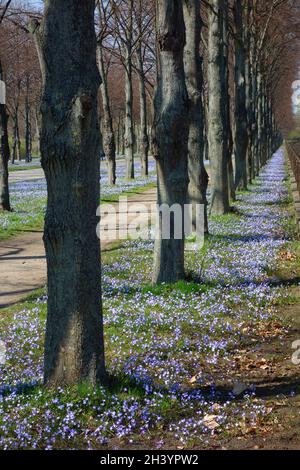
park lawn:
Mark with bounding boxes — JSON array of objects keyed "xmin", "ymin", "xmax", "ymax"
[
  {"xmin": 99, "ymin": 179, "xmax": 156, "ymax": 203},
  {"xmin": 0, "ymin": 175, "xmax": 156, "ymax": 241},
  {"xmin": 9, "ymin": 165, "xmax": 42, "ymax": 172},
  {"xmin": 0, "ymin": 195, "xmax": 46, "ymax": 240},
  {"xmin": 1, "ymin": 150, "xmax": 300, "ymax": 449}
]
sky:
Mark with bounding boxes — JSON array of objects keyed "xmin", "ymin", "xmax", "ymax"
[
  {"xmin": 5, "ymin": 0, "xmax": 43, "ymax": 9},
  {"xmin": 27, "ymin": 0, "xmax": 43, "ymax": 8}
]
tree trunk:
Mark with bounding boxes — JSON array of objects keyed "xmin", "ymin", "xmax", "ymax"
[
  {"xmin": 12, "ymin": 109, "xmax": 19, "ymax": 164},
  {"xmin": 183, "ymin": 0, "xmax": 208, "ymax": 233},
  {"xmin": 207, "ymin": 0, "xmax": 230, "ymax": 215},
  {"xmin": 233, "ymin": 0, "xmax": 248, "ymax": 190},
  {"xmin": 267, "ymin": 97, "xmax": 273, "ymax": 158},
  {"xmin": 245, "ymin": 52, "xmax": 253, "ymax": 183},
  {"xmin": 31, "ymin": 0, "xmax": 106, "ymax": 387},
  {"xmin": 251, "ymin": 63, "xmax": 258, "ymax": 177},
  {"xmin": 136, "ymin": 54, "xmax": 149, "ymax": 177},
  {"xmin": 0, "ymin": 61, "xmax": 11, "ymax": 211},
  {"xmin": 123, "ymin": 1, "xmax": 135, "ymax": 180},
  {"xmin": 223, "ymin": 6, "xmax": 235, "ymax": 202},
  {"xmin": 17, "ymin": 122, "xmax": 21, "ymax": 161},
  {"xmin": 11, "ymin": 79, "xmax": 21, "ymax": 164},
  {"xmin": 121, "ymin": 115, "xmax": 125, "ymax": 155},
  {"xmin": 117, "ymin": 114, "xmax": 123, "ymax": 155},
  {"xmin": 261, "ymin": 89, "xmax": 268, "ymax": 165},
  {"xmin": 136, "ymin": 4, "xmax": 149, "ymax": 177},
  {"xmin": 245, "ymin": 1, "xmax": 253, "ymax": 184},
  {"xmin": 25, "ymin": 76, "xmax": 32, "ymax": 162},
  {"xmin": 256, "ymin": 70, "xmax": 263, "ymax": 173},
  {"xmin": 124, "ymin": 46, "xmax": 135, "ymax": 179},
  {"xmin": 152, "ymin": 0, "xmax": 189, "ymax": 284},
  {"xmin": 98, "ymin": 45, "xmax": 116, "ymax": 185},
  {"xmin": 133, "ymin": 121, "xmax": 138, "ymax": 155},
  {"xmin": 34, "ymin": 109, "xmax": 41, "ymax": 156}
]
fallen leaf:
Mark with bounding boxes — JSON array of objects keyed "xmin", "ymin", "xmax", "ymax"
[
  {"xmin": 203, "ymin": 414, "xmax": 220, "ymax": 430},
  {"xmin": 189, "ymin": 376, "xmax": 197, "ymax": 384}
]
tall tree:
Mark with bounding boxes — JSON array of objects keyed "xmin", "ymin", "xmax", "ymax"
[
  {"xmin": 30, "ymin": 0, "xmax": 106, "ymax": 386},
  {"xmin": 97, "ymin": 1, "xmax": 116, "ymax": 185},
  {"xmin": 0, "ymin": 60, "xmax": 11, "ymax": 211},
  {"xmin": 152, "ymin": 0, "xmax": 189, "ymax": 284},
  {"xmin": 183, "ymin": 0, "xmax": 208, "ymax": 233},
  {"xmin": 223, "ymin": 6, "xmax": 234, "ymax": 202},
  {"xmin": 135, "ymin": 0, "xmax": 150, "ymax": 177},
  {"xmin": 233, "ymin": 0, "xmax": 248, "ymax": 190},
  {"xmin": 123, "ymin": 0, "xmax": 135, "ymax": 179},
  {"xmin": 207, "ymin": 0, "xmax": 230, "ymax": 215},
  {"xmin": 10, "ymin": 78, "xmax": 22, "ymax": 164},
  {"xmin": 244, "ymin": 0, "xmax": 254, "ymax": 183},
  {"xmin": 25, "ymin": 74, "xmax": 32, "ymax": 162},
  {"xmin": 111, "ymin": 0, "xmax": 135, "ymax": 179},
  {"xmin": 0, "ymin": 1, "xmax": 12, "ymax": 211}
]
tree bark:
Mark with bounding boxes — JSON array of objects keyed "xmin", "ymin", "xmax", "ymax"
[
  {"xmin": 116, "ymin": 114, "xmax": 121, "ymax": 155},
  {"xmin": 12, "ymin": 110, "xmax": 19, "ymax": 164},
  {"xmin": 183, "ymin": 0, "xmax": 208, "ymax": 233},
  {"xmin": 233, "ymin": 0, "xmax": 248, "ymax": 190},
  {"xmin": 207, "ymin": 0, "xmax": 230, "ymax": 215},
  {"xmin": 256, "ymin": 69, "xmax": 263, "ymax": 173},
  {"xmin": 97, "ymin": 45, "xmax": 116, "ymax": 185},
  {"xmin": 11, "ymin": 79, "xmax": 21, "ymax": 164},
  {"xmin": 136, "ymin": 48, "xmax": 149, "ymax": 177},
  {"xmin": 124, "ymin": 48, "xmax": 135, "ymax": 179},
  {"xmin": 136, "ymin": 1, "xmax": 149, "ymax": 177},
  {"xmin": 123, "ymin": 1, "xmax": 135, "ymax": 179},
  {"xmin": 34, "ymin": 109, "xmax": 41, "ymax": 156},
  {"xmin": 251, "ymin": 62, "xmax": 258, "ymax": 177},
  {"xmin": 121, "ymin": 116, "xmax": 125, "ymax": 155},
  {"xmin": 261, "ymin": 88, "xmax": 268, "ymax": 165},
  {"xmin": 0, "ymin": 61, "xmax": 11, "ymax": 211},
  {"xmin": 17, "ymin": 122, "xmax": 21, "ymax": 161},
  {"xmin": 30, "ymin": 0, "xmax": 106, "ymax": 387},
  {"xmin": 25, "ymin": 76, "xmax": 32, "ymax": 162},
  {"xmin": 223, "ymin": 5, "xmax": 235, "ymax": 202},
  {"xmin": 245, "ymin": 1, "xmax": 253, "ymax": 183},
  {"xmin": 152, "ymin": 0, "xmax": 189, "ymax": 284}
]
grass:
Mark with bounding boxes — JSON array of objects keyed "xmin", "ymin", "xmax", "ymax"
[
  {"xmin": 0, "ymin": 176, "xmax": 156, "ymax": 241},
  {"xmin": 101, "ymin": 180, "xmax": 156, "ymax": 203},
  {"xmin": 0, "ymin": 196, "xmax": 46, "ymax": 241},
  {"xmin": 9, "ymin": 164, "xmax": 41, "ymax": 172},
  {"xmin": 1, "ymin": 149, "xmax": 299, "ymax": 449}
]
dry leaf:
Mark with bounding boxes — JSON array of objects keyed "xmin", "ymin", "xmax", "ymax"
[
  {"xmin": 189, "ymin": 376, "xmax": 197, "ymax": 384},
  {"xmin": 203, "ymin": 414, "xmax": 220, "ymax": 430}
]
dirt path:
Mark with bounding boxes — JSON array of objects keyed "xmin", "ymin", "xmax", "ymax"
[{"xmin": 0, "ymin": 187, "xmax": 156, "ymax": 307}]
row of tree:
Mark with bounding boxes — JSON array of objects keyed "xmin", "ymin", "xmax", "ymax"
[
  {"xmin": 153, "ymin": 0, "xmax": 300, "ymax": 282},
  {"xmin": 95, "ymin": 0, "xmax": 300, "ymax": 191},
  {"xmin": 1, "ymin": 1, "xmax": 299, "ymax": 205},
  {"xmin": 0, "ymin": 0, "xmax": 299, "ymax": 386}
]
